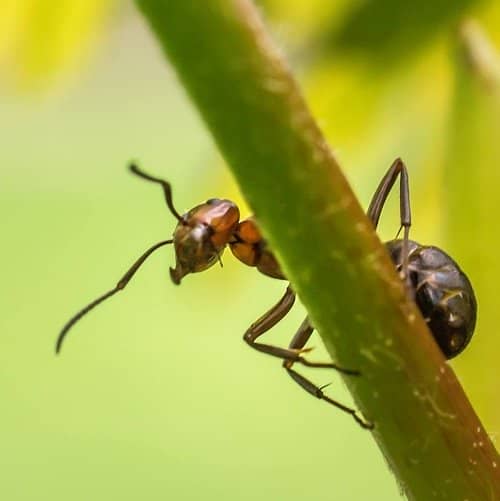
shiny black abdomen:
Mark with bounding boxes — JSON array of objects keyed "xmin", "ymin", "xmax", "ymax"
[{"xmin": 386, "ymin": 239, "xmax": 477, "ymax": 359}]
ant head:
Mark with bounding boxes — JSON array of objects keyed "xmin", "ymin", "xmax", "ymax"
[
  {"xmin": 56, "ymin": 167, "xmax": 241, "ymax": 354},
  {"xmin": 170, "ymin": 199, "xmax": 240, "ymax": 284}
]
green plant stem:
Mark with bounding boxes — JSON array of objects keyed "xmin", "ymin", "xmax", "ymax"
[{"xmin": 135, "ymin": 1, "xmax": 500, "ymax": 498}]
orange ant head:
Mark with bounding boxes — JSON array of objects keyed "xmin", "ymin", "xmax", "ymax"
[{"xmin": 170, "ymin": 199, "xmax": 240, "ymax": 284}]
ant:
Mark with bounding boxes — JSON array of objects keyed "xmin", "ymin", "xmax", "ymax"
[{"xmin": 56, "ymin": 159, "xmax": 476, "ymax": 430}]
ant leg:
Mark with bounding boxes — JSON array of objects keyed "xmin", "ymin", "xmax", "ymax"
[
  {"xmin": 55, "ymin": 239, "xmax": 173, "ymax": 354},
  {"xmin": 286, "ymin": 367, "xmax": 373, "ymax": 429},
  {"xmin": 244, "ymin": 289, "xmax": 351, "ymax": 368},
  {"xmin": 367, "ymin": 158, "xmax": 410, "ymax": 230},
  {"xmin": 281, "ymin": 318, "xmax": 371, "ymax": 429},
  {"xmin": 129, "ymin": 164, "xmax": 182, "ymax": 221},
  {"xmin": 243, "ymin": 286, "xmax": 301, "ymax": 362},
  {"xmin": 283, "ymin": 317, "xmax": 359, "ymax": 374},
  {"xmin": 367, "ymin": 158, "xmax": 411, "ymax": 283}
]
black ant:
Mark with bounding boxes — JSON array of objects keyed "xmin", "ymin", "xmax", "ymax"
[{"xmin": 56, "ymin": 159, "xmax": 476, "ymax": 430}]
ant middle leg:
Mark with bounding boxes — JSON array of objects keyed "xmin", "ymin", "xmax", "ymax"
[
  {"xmin": 283, "ymin": 317, "xmax": 359, "ymax": 373},
  {"xmin": 282, "ymin": 318, "xmax": 372, "ymax": 429},
  {"xmin": 286, "ymin": 366, "xmax": 373, "ymax": 429}
]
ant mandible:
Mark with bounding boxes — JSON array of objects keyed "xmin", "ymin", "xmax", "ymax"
[{"xmin": 56, "ymin": 159, "xmax": 477, "ymax": 430}]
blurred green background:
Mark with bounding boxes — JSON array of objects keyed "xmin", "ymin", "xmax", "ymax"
[{"xmin": 1, "ymin": 1, "xmax": 499, "ymax": 500}]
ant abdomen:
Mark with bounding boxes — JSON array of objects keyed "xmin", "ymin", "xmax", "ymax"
[{"xmin": 386, "ymin": 239, "xmax": 477, "ymax": 359}]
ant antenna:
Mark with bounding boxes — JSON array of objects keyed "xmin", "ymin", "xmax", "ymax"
[
  {"xmin": 55, "ymin": 239, "xmax": 173, "ymax": 354},
  {"xmin": 129, "ymin": 164, "xmax": 183, "ymax": 221}
]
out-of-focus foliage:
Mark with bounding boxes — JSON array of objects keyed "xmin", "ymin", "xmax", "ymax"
[
  {"xmin": 0, "ymin": 0, "xmax": 117, "ymax": 90},
  {"xmin": 446, "ymin": 20, "xmax": 500, "ymax": 423},
  {"xmin": 324, "ymin": 0, "xmax": 484, "ymax": 66}
]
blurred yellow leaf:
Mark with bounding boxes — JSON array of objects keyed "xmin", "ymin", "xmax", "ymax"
[
  {"xmin": 445, "ymin": 20, "xmax": 500, "ymax": 430},
  {"xmin": 476, "ymin": 2, "xmax": 500, "ymax": 46},
  {"xmin": 262, "ymin": 0, "xmax": 348, "ymax": 43},
  {"xmin": 322, "ymin": 0, "xmax": 484, "ymax": 68},
  {"xmin": 0, "ymin": 0, "xmax": 117, "ymax": 90}
]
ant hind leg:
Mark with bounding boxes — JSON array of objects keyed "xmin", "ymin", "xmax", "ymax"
[{"xmin": 367, "ymin": 158, "xmax": 412, "ymax": 286}]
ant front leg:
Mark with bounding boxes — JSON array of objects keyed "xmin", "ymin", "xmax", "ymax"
[
  {"xmin": 244, "ymin": 288, "xmax": 355, "ymax": 369},
  {"xmin": 243, "ymin": 286, "xmax": 303, "ymax": 362},
  {"xmin": 244, "ymin": 286, "xmax": 322, "ymax": 365},
  {"xmin": 282, "ymin": 318, "xmax": 373, "ymax": 429},
  {"xmin": 367, "ymin": 158, "xmax": 412, "ymax": 286}
]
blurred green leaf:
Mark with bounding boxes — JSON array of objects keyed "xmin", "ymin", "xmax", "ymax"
[
  {"xmin": 324, "ymin": 0, "xmax": 484, "ymax": 66},
  {"xmin": 445, "ymin": 20, "xmax": 500, "ymax": 429}
]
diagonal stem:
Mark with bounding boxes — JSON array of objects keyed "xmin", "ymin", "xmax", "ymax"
[{"xmin": 135, "ymin": 1, "xmax": 500, "ymax": 499}]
